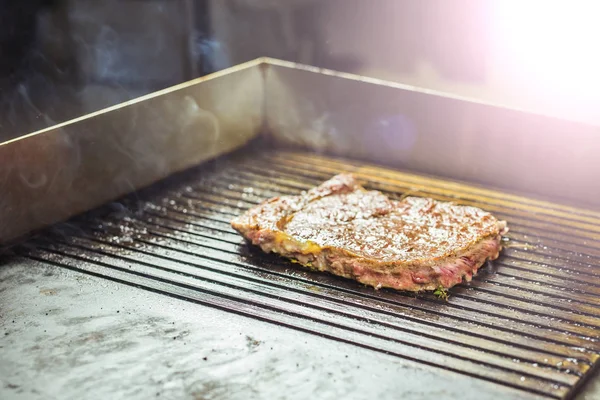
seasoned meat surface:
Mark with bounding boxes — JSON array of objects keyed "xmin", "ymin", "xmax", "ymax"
[{"xmin": 231, "ymin": 174, "xmax": 507, "ymax": 292}]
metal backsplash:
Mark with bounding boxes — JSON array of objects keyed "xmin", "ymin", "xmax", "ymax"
[
  {"xmin": 264, "ymin": 59, "xmax": 600, "ymax": 210},
  {"xmin": 0, "ymin": 60, "xmax": 263, "ymax": 244}
]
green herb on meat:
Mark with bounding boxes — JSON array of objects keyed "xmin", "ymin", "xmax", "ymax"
[{"xmin": 434, "ymin": 285, "xmax": 449, "ymax": 301}]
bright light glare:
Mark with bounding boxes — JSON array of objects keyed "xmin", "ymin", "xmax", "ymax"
[{"xmin": 492, "ymin": 1, "xmax": 600, "ymax": 92}]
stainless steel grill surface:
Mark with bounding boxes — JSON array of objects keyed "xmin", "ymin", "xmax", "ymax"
[{"xmin": 15, "ymin": 148, "xmax": 600, "ymax": 399}]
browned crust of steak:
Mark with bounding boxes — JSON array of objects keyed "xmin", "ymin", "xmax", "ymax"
[{"xmin": 231, "ymin": 174, "xmax": 508, "ymax": 291}]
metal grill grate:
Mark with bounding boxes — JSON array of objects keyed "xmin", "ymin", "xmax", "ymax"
[{"xmin": 19, "ymin": 149, "xmax": 600, "ymax": 399}]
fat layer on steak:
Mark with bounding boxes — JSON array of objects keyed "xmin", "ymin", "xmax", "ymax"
[{"xmin": 231, "ymin": 174, "xmax": 507, "ymax": 291}]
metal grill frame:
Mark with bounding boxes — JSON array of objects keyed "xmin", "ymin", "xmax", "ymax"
[{"xmin": 16, "ymin": 145, "xmax": 600, "ymax": 399}]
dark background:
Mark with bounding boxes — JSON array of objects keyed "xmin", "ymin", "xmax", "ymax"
[{"xmin": 0, "ymin": 0, "xmax": 489, "ymax": 142}]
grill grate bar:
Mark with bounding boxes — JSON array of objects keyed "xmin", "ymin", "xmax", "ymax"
[
  {"xmin": 476, "ymin": 275, "xmax": 600, "ymax": 308},
  {"xmin": 495, "ymin": 261, "xmax": 600, "ymax": 286},
  {"xmin": 500, "ymin": 251, "xmax": 600, "ymax": 277}
]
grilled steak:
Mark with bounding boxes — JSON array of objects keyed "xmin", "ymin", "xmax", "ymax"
[{"xmin": 231, "ymin": 174, "xmax": 507, "ymax": 292}]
